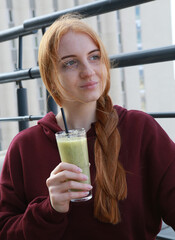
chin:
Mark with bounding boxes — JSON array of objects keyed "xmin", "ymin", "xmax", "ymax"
[
  {"xmin": 83, "ymin": 90, "xmax": 103, "ymax": 102},
  {"xmin": 83, "ymin": 94, "xmax": 101, "ymax": 103}
]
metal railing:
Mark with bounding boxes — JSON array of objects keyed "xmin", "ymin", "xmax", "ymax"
[{"xmin": 0, "ymin": 0, "xmax": 175, "ymax": 127}]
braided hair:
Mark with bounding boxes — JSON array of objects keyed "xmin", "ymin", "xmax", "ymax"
[{"xmin": 94, "ymin": 95, "xmax": 127, "ymax": 224}]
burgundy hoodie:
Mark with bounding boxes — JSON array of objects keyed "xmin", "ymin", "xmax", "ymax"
[{"xmin": 0, "ymin": 105, "xmax": 175, "ymax": 240}]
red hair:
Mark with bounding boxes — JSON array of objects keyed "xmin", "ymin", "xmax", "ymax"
[{"xmin": 38, "ymin": 14, "xmax": 127, "ymax": 224}]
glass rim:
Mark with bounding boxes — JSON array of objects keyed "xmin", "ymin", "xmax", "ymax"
[{"xmin": 55, "ymin": 128, "xmax": 86, "ymax": 137}]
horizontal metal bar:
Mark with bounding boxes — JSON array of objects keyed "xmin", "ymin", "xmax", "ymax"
[
  {"xmin": 0, "ymin": 112, "xmax": 175, "ymax": 123},
  {"xmin": 156, "ymin": 236, "xmax": 174, "ymax": 240},
  {"xmin": 0, "ymin": 67, "xmax": 39, "ymax": 84},
  {"xmin": 110, "ymin": 45, "xmax": 175, "ymax": 68},
  {"xmin": 0, "ymin": 25, "xmax": 37, "ymax": 42},
  {"xmin": 23, "ymin": 0, "xmax": 154, "ymax": 31},
  {"xmin": 148, "ymin": 112, "xmax": 175, "ymax": 118},
  {"xmin": 0, "ymin": 45, "xmax": 174, "ymax": 84},
  {"xmin": 0, "ymin": 0, "xmax": 154, "ymax": 42},
  {"xmin": 0, "ymin": 115, "xmax": 43, "ymax": 122}
]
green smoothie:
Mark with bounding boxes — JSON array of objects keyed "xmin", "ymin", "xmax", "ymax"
[
  {"xmin": 56, "ymin": 136, "xmax": 91, "ymax": 185},
  {"xmin": 55, "ymin": 128, "xmax": 92, "ymax": 199}
]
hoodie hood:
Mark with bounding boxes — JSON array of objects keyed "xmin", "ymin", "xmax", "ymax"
[
  {"xmin": 114, "ymin": 105, "xmax": 128, "ymax": 126},
  {"xmin": 37, "ymin": 112, "xmax": 61, "ymax": 142}
]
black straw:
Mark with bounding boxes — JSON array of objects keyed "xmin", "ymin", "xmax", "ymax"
[{"xmin": 61, "ymin": 108, "xmax": 69, "ymax": 134}]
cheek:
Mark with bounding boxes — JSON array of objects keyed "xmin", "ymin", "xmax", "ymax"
[
  {"xmin": 54, "ymin": 73, "xmax": 68, "ymax": 96},
  {"xmin": 58, "ymin": 74, "xmax": 69, "ymax": 89},
  {"xmin": 59, "ymin": 71, "xmax": 78, "ymax": 89},
  {"xmin": 57, "ymin": 74, "xmax": 78, "ymax": 101}
]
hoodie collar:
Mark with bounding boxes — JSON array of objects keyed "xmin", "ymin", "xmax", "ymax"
[{"xmin": 37, "ymin": 106, "xmax": 127, "ymax": 141}]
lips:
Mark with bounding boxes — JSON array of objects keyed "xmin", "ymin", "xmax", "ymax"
[{"xmin": 80, "ymin": 81, "xmax": 98, "ymax": 89}]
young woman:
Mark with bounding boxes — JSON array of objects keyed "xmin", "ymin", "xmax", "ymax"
[{"xmin": 0, "ymin": 14, "xmax": 175, "ymax": 240}]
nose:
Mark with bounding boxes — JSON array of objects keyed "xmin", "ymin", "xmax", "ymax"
[{"xmin": 79, "ymin": 62, "xmax": 95, "ymax": 79}]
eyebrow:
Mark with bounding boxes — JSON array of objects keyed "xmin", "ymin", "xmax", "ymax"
[{"xmin": 60, "ymin": 49, "xmax": 100, "ymax": 61}]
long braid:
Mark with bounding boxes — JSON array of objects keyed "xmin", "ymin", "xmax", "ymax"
[{"xmin": 94, "ymin": 95, "xmax": 127, "ymax": 224}]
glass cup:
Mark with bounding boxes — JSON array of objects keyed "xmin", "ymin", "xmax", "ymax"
[{"xmin": 55, "ymin": 128, "xmax": 92, "ymax": 202}]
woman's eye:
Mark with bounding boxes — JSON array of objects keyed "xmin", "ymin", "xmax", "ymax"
[
  {"xmin": 63, "ymin": 60, "xmax": 78, "ymax": 69},
  {"xmin": 90, "ymin": 54, "xmax": 101, "ymax": 61}
]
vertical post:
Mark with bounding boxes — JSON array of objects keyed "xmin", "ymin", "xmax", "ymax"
[
  {"xmin": 17, "ymin": 87, "xmax": 29, "ymax": 131},
  {"xmin": 17, "ymin": 36, "xmax": 29, "ymax": 131}
]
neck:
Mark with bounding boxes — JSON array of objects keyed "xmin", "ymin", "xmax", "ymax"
[{"xmin": 56, "ymin": 101, "xmax": 97, "ymax": 132}]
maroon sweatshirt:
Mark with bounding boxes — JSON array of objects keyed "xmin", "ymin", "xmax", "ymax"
[{"xmin": 0, "ymin": 105, "xmax": 175, "ymax": 240}]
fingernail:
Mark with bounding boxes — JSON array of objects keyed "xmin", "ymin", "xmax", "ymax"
[
  {"xmin": 77, "ymin": 167, "xmax": 82, "ymax": 172},
  {"xmin": 87, "ymin": 185, "xmax": 93, "ymax": 190},
  {"xmin": 83, "ymin": 192, "xmax": 89, "ymax": 195},
  {"xmin": 82, "ymin": 175, "xmax": 88, "ymax": 180}
]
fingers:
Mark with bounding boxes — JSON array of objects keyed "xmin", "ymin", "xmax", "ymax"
[
  {"xmin": 51, "ymin": 162, "xmax": 82, "ymax": 175},
  {"xmin": 55, "ymin": 190, "xmax": 90, "ymax": 202},
  {"xmin": 55, "ymin": 179, "xmax": 92, "ymax": 193},
  {"xmin": 49, "ymin": 171, "xmax": 88, "ymax": 185},
  {"xmin": 49, "ymin": 181, "xmax": 92, "ymax": 201},
  {"xmin": 46, "ymin": 162, "xmax": 91, "ymax": 188},
  {"xmin": 48, "ymin": 162, "xmax": 89, "ymax": 185},
  {"xmin": 46, "ymin": 162, "xmax": 92, "ymax": 212},
  {"xmin": 49, "ymin": 189, "xmax": 90, "ymax": 212}
]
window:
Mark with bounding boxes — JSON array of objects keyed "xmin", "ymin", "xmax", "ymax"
[
  {"xmin": 37, "ymin": 79, "xmax": 46, "ymax": 115},
  {"xmin": 74, "ymin": 0, "xmax": 79, "ymax": 6},
  {"xmin": 139, "ymin": 67, "xmax": 144, "ymax": 89},
  {"xmin": 6, "ymin": 1, "xmax": 17, "ymax": 70},
  {"xmin": 53, "ymin": 0, "xmax": 58, "ymax": 11},
  {"xmin": 138, "ymin": 66, "xmax": 146, "ymax": 111},
  {"xmin": 140, "ymin": 91, "xmax": 146, "ymax": 111},
  {"xmin": 6, "ymin": 0, "xmax": 12, "ymax": 8},
  {"xmin": 137, "ymin": 26, "xmax": 142, "ymax": 44},
  {"xmin": 96, "ymin": 15, "xmax": 102, "ymax": 37},
  {"xmin": 116, "ymin": 11, "xmax": 120, "ymax": 20},
  {"xmin": 34, "ymin": 48, "xmax": 38, "ymax": 64},
  {"xmin": 135, "ymin": 6, "xmax": 142, "ymax": 50},
  {"xmin": 32, "ymin": 10, "xmax": 36, "ymax": 18},
  {"xmin": 6, "ymin": 0, "xmax": 14, "ymax": 26},
  {"xmin": 29, "ymin": 0, "xmax": 36, "ymax": 18},
  {"xmin": 34, "ymin": 36, "xmax": 38, "ymax": 47},
  {"xmin": 11, "ymin": 48, "xmax": 17, "ymax": 63},
  {"xmin": 120, "ymin": 69, "xmax": 127, "ymax": 108},
  {"xmin": 30, "ymin": 0, "xmax": 35, "ymax": 9},
  {"xmin": 116, "ymin": 11, "xmax": 123, "ymax": 53},
  {"xmin": 135, "ymin": 6, "xmax": 140, "ymax": 20},
  {"xmin": 8, "ymin": 9, "xmax": 13, "ymax": 22},
  {"xmin": 11, "ymin": 39, "xmax": 16, "ymax": 48}
]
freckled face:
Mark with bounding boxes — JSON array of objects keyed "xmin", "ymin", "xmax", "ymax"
[{"xmin": 57, "ymin": 31, "xmax": 107, "ymax": 104}]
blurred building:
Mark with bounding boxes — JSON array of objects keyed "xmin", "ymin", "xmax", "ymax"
[{"xmin": 0, "ymin": 0, "xmax": 175, "ymax": 150}]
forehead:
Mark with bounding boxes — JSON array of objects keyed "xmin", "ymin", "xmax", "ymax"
[{"xmin": 58, "ymin": 31, "xmax": 98, "ymax": 56}]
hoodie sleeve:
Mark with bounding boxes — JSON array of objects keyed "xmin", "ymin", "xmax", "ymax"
[{"xmin": 0, "ymin": 133, "xmax": 69, "ymax": 239}]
